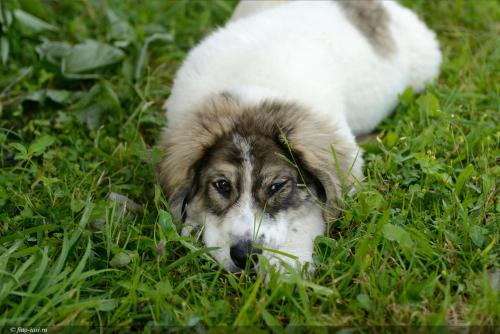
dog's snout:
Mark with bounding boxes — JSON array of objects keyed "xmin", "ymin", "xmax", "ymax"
[{"xmin": 230, "ymin": 240, "xmax": 262, "ymax": 269}]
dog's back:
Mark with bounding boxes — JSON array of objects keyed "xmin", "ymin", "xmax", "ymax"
[{"xmin": 165, "ymin": 0, "xmax": 441, "ymax": 135}]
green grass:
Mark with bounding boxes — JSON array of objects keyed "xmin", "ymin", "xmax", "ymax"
[{"xmin": 0, "ymin": 0, "xmax": 498, "ymax": 330}]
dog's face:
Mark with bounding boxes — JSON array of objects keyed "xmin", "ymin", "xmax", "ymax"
[
  {"xmin": 183, "ymin": 133, "xmax": 323, "ymax": 272},
  {"xmin": 159, "ymin": 97, "xmax": 363, "ymax": 272}
]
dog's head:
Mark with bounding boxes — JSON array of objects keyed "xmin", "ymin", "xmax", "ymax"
[{"xmin": 158, "ymin": 94, "xmax": 362, "ymax": 271}]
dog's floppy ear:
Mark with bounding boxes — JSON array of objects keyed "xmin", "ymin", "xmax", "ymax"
[
  {"xmin": 285, "ymin": 118, "xmax": 363, "ymax": 221},
  {"xmin": 162, "ymin": 181, "xmax": 192, "ymax": 221},
  {"xmin": 158, "ymin": 155, "xmax": 203, "ymax": 221},
  {"xmin": 244, "ymin": 99, "xmax": 362, "ymax": 220},
  {"xmin": 157, "ymin": 157, "xmax": 193, "ymax": 221},
  {"xmin": 157, "ymin": 130, "xmax": 209, "ymax": 222}
]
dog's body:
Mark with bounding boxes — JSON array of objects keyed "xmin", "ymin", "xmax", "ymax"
[{"xmin": 158, "ymin": 0, "xmax": 441, "ymax": 272}]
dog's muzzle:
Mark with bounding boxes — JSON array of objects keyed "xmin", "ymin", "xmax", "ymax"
[{"xmin": 229, "ymin": 240, "xmax": 262, "ymax": 270}]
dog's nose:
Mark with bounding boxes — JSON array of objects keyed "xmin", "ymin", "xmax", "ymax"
[{"xmin": 230, "ymin": 240, "xmax": 262, "ymax": 269}]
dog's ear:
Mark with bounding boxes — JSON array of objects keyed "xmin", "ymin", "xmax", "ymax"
[
  {"xmin": 157, "ymin": 159, "xmax": 191, "ymax": 221},
  {"xmin": 285, "ymin": 120, "xmax": 364, "ymax": 221},
  {"xmin": 165, "ymin": 183, "xmax": 192, "ymax": 221},
  {"xmin": 159, "ymin": 162, "xmax": 203, "ymax": 222},
  {"xmin": 157, "ymin": 134, "xmax": 202, "ymax": 222}
]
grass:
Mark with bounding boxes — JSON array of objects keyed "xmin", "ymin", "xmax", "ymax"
[{"xmin": 0, "ymin": 0, "xmax": 498, "ymax": 330}]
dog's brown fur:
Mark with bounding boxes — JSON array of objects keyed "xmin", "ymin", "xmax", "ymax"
[
  {"xmin": 158, "ymin": 93, "xmax": 362, "ymax": 221},
  {"xmin": 338, "ymin": 0, "xmax": 395, "ymax": 56}
]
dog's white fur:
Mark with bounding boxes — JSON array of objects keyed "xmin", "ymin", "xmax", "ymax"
[{"xmin": 161, "ymin": 0, "xmax": 441, "ymax": 271}]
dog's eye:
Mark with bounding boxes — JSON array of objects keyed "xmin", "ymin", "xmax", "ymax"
[
  {"xmin": 267, "ymin": 180, "xmax": 287, "ymax": 197},
  {"xmin": 213, "ymin": 179, "xmax": 231, "ymax": 196}
]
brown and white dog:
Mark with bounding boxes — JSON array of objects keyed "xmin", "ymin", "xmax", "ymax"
[{"xmin": 157, "ymin": 0, "xmax": 441, "ymax": 272}]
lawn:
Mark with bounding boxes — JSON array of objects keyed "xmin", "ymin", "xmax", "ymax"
[{"xmin": 0, "ymin": 0, "xmax": 498, "ymax": 330}]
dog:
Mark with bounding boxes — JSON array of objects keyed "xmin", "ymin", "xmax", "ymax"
[{"xmin": 158, "ymin": 0, "xmax": 441, "ymax": 272}]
